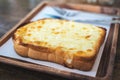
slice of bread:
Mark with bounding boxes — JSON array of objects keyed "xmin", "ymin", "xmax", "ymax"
[{"xmin": 13, "ymin": 18, "xmax": 106, "ymax": 71}]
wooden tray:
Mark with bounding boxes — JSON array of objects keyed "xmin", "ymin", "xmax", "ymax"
[{"xmin": 0, "ymin": 1, "xmax": 120, "ymax": 80}]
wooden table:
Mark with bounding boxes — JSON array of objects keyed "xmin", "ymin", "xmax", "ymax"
[{"xmin": 0, "ymin": 0, "xmax": 120, "ymax": 80}]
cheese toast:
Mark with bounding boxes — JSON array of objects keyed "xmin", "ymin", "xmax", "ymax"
[{"xmin": 13, "ymin": 18, "xmax": 106, "ymax": 71}]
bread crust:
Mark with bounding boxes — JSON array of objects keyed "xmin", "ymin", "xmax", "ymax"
[
  {"xmin": 13, "ymin": 40, "xmax": 28, "ymax": 57},
  {"xmin": 13, "ymin": 39, "xmax": 96, "ymax": 71}
]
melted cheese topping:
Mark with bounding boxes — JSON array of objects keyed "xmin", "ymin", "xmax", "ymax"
[{"xmin": 15, "ymin": 19, "xmax": 105, "ymax": 54}]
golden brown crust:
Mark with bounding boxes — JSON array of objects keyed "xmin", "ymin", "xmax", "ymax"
[
  {"xmin": 28, "ymin": 48, "xmax": 48, "ymax": 61},
  {"xmin": 73, "ymin": 59, "xmax": 94, "ymax": 71},
  {"xmin": 13, "ymin": 40, "xmax": 28, "ymax": 57},
  {"xmin": 13, "ymin": 39, "xmax": 96, "ymax": 71}
]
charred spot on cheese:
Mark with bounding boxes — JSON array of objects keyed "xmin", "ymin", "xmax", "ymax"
[
  {"xmin": 87, "ymin": 49, "xmax": 92, "ymax": 52},
  {"xmin": 77, "ymin": 51, "xmax": 85, "ymax": 54},
  {"xmin": 37, "ymin": 26, "xmax": 42, "ymax": 29},
  {"xmin": 85, "ymin": 35, "xmax": 91, "ymax": 39},
  {"xmin": 41, "ymin": 20, "xmax": 45, "ymax": 24}
]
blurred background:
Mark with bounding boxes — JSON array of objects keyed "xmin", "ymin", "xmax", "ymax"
[
  {"xmin": 0, "ymin": 0, "xmax": 120, "ymax": 80},
  {"xmin": 0, "ymin": 0, "xmax": 120, "ymax": 37}
]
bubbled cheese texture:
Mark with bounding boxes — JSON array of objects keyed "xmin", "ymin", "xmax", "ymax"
[{"xmin": 15, "ymin": 19, "xmax": 105, "ymax": 54}]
